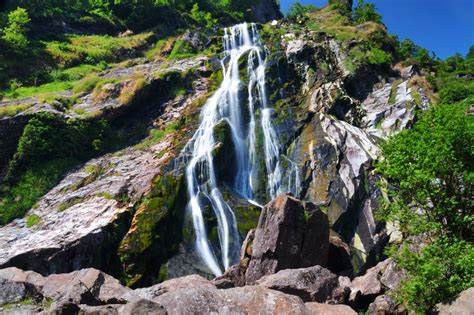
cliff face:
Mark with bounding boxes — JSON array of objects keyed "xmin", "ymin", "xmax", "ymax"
[{"xmin": 0, "ymin": 4, "xmax": 433, "ymax": 312}]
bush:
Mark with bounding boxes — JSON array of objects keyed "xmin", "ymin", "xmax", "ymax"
[
  {"xmin": 353, "ymin": 0, "xmax": 382, "ymax": 24},
  {"xmin": 367, "ymin": 46, "xmax": 392, "ymax": 65},
  {"xmin": 439, "ymin": 82, "xmax": 471, "ymax": 104},
  {"xmin": 1, "ymin": 7, "xmax": 30, "ymax": 49}
]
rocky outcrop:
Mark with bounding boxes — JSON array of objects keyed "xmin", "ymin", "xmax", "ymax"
[
  {"xmin": 0, "ymin": 267, "xmax": 356, "ymax": 314},
  {"xmin": 245, "ymin": 194, "xmax": 330, "ymax": 284},
  {"xmin": 434, "ymin": 287, "xmax": 474, "ymax": 315}
]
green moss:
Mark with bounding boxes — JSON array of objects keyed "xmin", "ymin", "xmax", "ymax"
[
  {"xmin": 118, "ymin": 173, "xmax": 185, "ymax": 286},
  {"xmin": 57, "ymin": 197, "xmax": 83, "ymax": 212},
  {"xmin": 96, "ymin": 192, "xmax": 114, "ymax": 199},
  {"xmin": 26, "ymin": 214, "xmax": 41, "ymax": 228}
]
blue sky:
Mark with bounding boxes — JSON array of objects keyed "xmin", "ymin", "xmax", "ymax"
[{"xmin": 279, "ymin": 0, "xmax": 474, "ymax": 59}]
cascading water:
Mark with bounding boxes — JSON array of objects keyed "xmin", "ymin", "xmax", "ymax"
[{"xmin": 182, "ymin": 23, "xmax": 287, "ymax": 276}]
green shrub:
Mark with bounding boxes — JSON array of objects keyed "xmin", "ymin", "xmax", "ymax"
[
  {"xmin": 190, "ymin": 3, "xmax": 218, "ymax": 29},
  {"xmin": 439, "ymin": 81, "xmax": 471, "ymax": 104},
  {"xmin": 367, "ymin": 46, "xmax": 392, "ymax": 65},
  {"xmin": 394, "ymin": 237, "xmax": 474, "ymax": 313},
  {"xmin": 0, "ymin": 158, "xmax": 78, "ymax": 225}
]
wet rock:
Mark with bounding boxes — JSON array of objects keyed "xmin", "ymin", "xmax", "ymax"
[
  {"xmin": 305, "ymin": 302, "xmax": 357, "ymax": 315},
  {"xmin": 245, "ymin": 194, "xmax": 330, "ymax": 284},
  {"xmin": 368, "ymin": 295, "xmax": 405, "ymax": 315},
  {"xmin": 434, "ymin": 287, "xmax": 474, "ymax": 315},
  {"xmin": 256, "ymin": 265, "xmax": 340, "ymax": 303}
]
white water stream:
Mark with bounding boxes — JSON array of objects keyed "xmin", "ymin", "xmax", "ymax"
[{"xmin": 183, "ymin": 23, "xmax": 290, "ymax": 276}]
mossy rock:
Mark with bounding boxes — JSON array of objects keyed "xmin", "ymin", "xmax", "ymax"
[{"xmin": 118, "ymin": 172, "xmax": 187, "ymax": 287}]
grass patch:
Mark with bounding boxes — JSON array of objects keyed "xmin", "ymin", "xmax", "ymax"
[
  {"xmin": 0, "ymin": 102, "xmax": 35, "ymax": 118},
  {"xmin": 145, "ymin": 37, "xmax": 175, "ymax": 61},
  {"xmin": 26, "ymin": 214, "xmax": 41, "ymax": 228},
  {"xmin": 72, "ymin": 74, "xmax": 101, "ymax": 94},
  {"xmin": 45, "ymin": 32, "xmax": 154, "ymax": 67},
  {"xmin": 96, "ymin": 191, "xmax": 114, "ymax": 199},
  {"xmin": 1, "ymin": 298, "xmax": 36, "ymax": 309},
  {"xmin": 57, "ymin": 198, "xmax": 82, "ymax": 212},
  {"xmin": 4, "ymin": 81, "xmax": 74, "ymax": 100},
  {"xmin": 0, "ymin": 158, "xmax": 78, "ymax": 226},
  {"xmin": 168, "ymin": 40, "xmax": 195, "ymax": 60}
]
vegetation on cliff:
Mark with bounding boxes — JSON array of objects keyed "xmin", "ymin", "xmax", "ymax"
[{"xmin": 377, "ymin": 46, "xmax": 474, "ymax": 313}]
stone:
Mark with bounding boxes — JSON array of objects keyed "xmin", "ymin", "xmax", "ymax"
[
  {"xmin": 368, "ymin": 295, "xmax": 405, "ymax": 315},
  {"xmin": 244, "ymin": 194, "xmax": 330, "ymax": 284},
  {"xmin": 305, "ymin": 302, "xmax": 357, "ymax": 315},
  {"xmin": 135, "ymin": 275, "xmax": 213, "ymax": 301},
  {"xmin": 434, "ymin": 287, "xmax": 474, "ymax": 315},
  {"xmin": 256, "ymin": 266, "xmax": 339, "ymax": 303},
  {"xmin": 0, "ymin": 277, "xmax": 27, "ymax": 306},
  {"xmin": 349, "ymin": 260, "xmax": 398, "ymax": 310}
]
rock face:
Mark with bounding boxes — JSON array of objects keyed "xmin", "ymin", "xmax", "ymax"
[
  {"xmin": 0, "ymin": 59, "xmax": 210, "ymax": 285},
  {"xmin": 434, "ymin": 287, "xmax": 474, "ymax": 315},
  {"xmin": 252, "ymin": 0, "xmax": 283, "ymax": 23},
  {"xmin": 245, "ymin": 194, "xmax": 330, "ymax": 284}
]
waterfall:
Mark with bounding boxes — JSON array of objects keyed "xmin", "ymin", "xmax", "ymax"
[{"xmin": 182, "ymin": 23, "xmax": 284, "ymax": 276}]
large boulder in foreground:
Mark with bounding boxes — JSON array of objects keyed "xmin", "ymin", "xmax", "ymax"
[
  {"xmin": 245, "ymin": 194, "xmax": 330, "ymax": 284},
  {"xmin": 256, "ymin": 265, "xmax": 347, "ymax": 303}
]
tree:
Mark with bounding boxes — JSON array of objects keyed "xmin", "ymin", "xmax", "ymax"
[
  {"xmin": 1, "ymin": 7, "xmax": 30, "ymax": 49},
  {"xmin": 353, "ymin": 0, "xmax": 381, "ymax": 23},
  {"xmin": 467, "ymin": 45, "xmax": 474, "ymax": 60},
  {"xmin": 286, "ymin": 1, "xmax": 317, "ymax": 20},
  {"xmin": 397, "ymin": 38, "xmax": 418, "ymax": 60}
]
